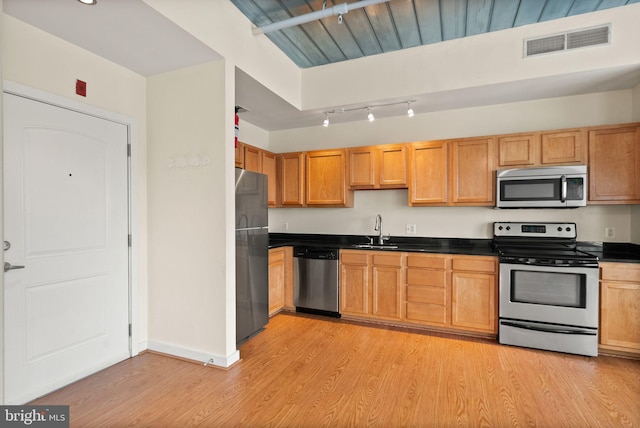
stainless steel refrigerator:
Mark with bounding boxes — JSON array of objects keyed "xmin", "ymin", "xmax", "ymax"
[{"xmin": 235, "ymin": 168, "xmax": 269, "ymax": 345}]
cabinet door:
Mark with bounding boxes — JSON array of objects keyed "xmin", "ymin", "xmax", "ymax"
[
  {"xmin": 540, "ymin": 130, "xmax": 586, "ymax": 165},
  {"xmin": 451, "ymin": 271, "xmax": 496, "ymax": 333},
  {"xmin": 588, "ymin": 125, "xmax": 640, "ymax": 203},
  {"xmin": 268, "ymin": 248, "xmax": 286, "ymax": 316},
  {"xmin": 244, "ymin": 145, "xmax": 262, "ymax": 173},
  {"xmin": 279, "ymin": 152, "xmax": 305, "ymax": 207},
  {"xmin": 498, "ymin": 134, "xmax": 538, "ymax": 167},
  {"xmin": 408, "ymin": 141, "xmax": 448, "ymax": 206},
  {"xmin": 599, "ymin": 263, "xmax": 640, "ymax": 355},
  {"xmin": 235, "ymin": 141, "xmax": 245, "ymax": 168},
  {"xmin": 378, "ymin": 144, "xmax": 407, "ymax": 188},
  {"xmin": 306, "ymin": 149, "xmax": 353, "ymax": 207},
  {"xmin": 261, "ymin": 151, "xmax": 277, "ymax": 207},
  {"xmin": 340, "ymin": 251, "xmax": 369, "ymax": 316},
  {"xmin": 349, "ymin": 147, "xmax": 376, "ymax": 189},
  {"xmin": 371, "ymin": 253, "xmax": 404, "ymax": 320},
  {"xmin": 450, "ymin": 138, "xmax": 496, "ymax": 206}
]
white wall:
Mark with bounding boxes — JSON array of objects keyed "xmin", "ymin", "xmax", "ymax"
[
  {"xmin": 0, "ymin": 0, "xmax": 4, "ymax": 405},
  {"xmin": 147, "ymin": 60, "xmax": 238, "ymax": 366},
  {"xmin": 269, "ymin": 90, "xmax": 636, "ymax": 243}
]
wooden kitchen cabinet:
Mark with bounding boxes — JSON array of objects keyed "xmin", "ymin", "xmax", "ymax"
[
  {"xmin": 450, "ymin": 137, "xmax": 496, "ymax": 206},
  {"xmin": 244, "ymin": 144, "xmax": 262, "ymax": 173},
  {"xmin": 340, "ymin": 250, "xmax": 404, "ymax": 321},
  {"xmin": 278, "ymin": 152, "xmax": 306, "ymax": 207},
  {"xmin": 268, "ymin": 246, "xmax": 294, "ymax": 315},
  {"xmin": 306, "ymin": 149, "xmax": 353, "ymax": 207},
  {"xmin": 235, "ymin": 141, "xmax": 245, "ymax": 168},
  {"xmin": 340, "ymin": 251, "xmax": 370, "ymax": 316},
  {"xmin": 262, "ymin": 151, "xmax": 277, "ymax": 207},
  {"xmin": 349, "ymin": 144, "xmax": 407, "ymax": 189},
  {"xmin": 588, "ymin": 124, "xmax": 640, "ymax": 204},
  {"xmin": 540, "ymin": 130, "xmax": 587, "ymax": 165},
  {"xmin": 450, "ymin": 256, "xmax": 498, "ymax": 334},
  {"xmin": 408, "ymin": 141, "xmax": 448, "ymax": 206},
  {"xmin": 497, "ymin": 129, "xmax": 586, "ymax": 168},
  {"xmin": 599, "ymin": 262, "xmax": 640, "ymax": 357},
  {"xmin": 497, "ymin": 133, "xmax": 538, "ymax": 167},
  {"xmin": 405, "ymin": 254, "xmax": 449, "ymax": 327}
]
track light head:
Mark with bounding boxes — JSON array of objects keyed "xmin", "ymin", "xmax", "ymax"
[
  {"xmin": 407, "ymin": 102, "xmax": 414, "ymax": 117},
  {"xmin": 367, "ymin": 108, "xmax": 375, "ymax": 122},
  {"xmin": 323, "ymin": 113, "xmax": 330, "ymax": 127}
]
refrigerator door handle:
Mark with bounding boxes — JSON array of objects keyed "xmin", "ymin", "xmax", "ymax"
[{"xmin": 236, "ymin": 226, "xmax": 268, "ymax": 232}]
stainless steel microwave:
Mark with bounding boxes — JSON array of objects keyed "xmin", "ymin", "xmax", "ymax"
[{"xmin": 496, "ymin": 165, "xmax": 587, "ymax": 208}]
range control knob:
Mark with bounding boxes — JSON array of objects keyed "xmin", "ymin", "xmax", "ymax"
[
  {"xmin": 498, "ymin": 226, "xmax": 503, "ymax": 231},
  {"xmin": 558, "ymin": 227, "xmax": 563, "ymax": 232},
  {"xmin": 506, "ymin": 226, "xmax": 511, "ymax": 231},
  {"xmin": 566, "ymin": 227, "xmax": 571, "ymax": 232}
]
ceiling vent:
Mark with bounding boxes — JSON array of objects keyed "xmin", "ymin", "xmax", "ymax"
[{"xmin": 524, "ymin": 25, "xmax": 610, "ymax": 57}]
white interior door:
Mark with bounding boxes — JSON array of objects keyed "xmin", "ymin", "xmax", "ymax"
[{"xmin": 3, "ymin": 93, "xmax": 130, "ymax": 404}]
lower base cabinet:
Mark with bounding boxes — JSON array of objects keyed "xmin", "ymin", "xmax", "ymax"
[
  {"xmin": 405, "ymin": 254, "xmax": 497, "ymax": 335},
  {"xmin": 341, "ymin": 250, "xmax": 498, "ymax": 335},
  {"xmin": 599, "ymin": 262, "xmax": 640, "ymax": 357},
  {"xmin": 268, "ymin": 247, "xmax": 293, "ymax": 315},
  {"xmin": 340, "ymin": 250, "xmax": 404, "ymax": 321}
]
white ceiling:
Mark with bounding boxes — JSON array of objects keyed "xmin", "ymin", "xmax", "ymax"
[{"xmin": 5, "ymin": 0, "xmax": 640, "ymax": 132}]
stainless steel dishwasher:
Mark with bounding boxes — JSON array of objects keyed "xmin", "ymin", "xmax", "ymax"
[{"xmin": 293, "ymin": 246, "xmax": 340, "ymax": 317}]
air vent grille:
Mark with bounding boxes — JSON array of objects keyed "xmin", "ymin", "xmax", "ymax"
[{"xmin": 525, "ymin": 25, "xmax": 610, "ymax": 58}]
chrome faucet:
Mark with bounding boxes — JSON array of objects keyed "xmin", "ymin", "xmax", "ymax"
[{"xmin": 374, "ymin": 214, "xmax": 389, "ymax": 245}]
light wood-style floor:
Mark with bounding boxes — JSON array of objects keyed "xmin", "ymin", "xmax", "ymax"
[{"xmin": 32, "ymin": 313, "xmax": 640, "ymax": 427}]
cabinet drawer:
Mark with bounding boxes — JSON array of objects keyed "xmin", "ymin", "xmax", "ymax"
[
  {"xmin": 452, "ymin": 257, "xmax": 496, "ymax": 273},
  {"xmin": 372, "ymin": 253, "xmax": 403, "ymax": 267},
  {"xmin": 406, "ymin": 269, "xmax": 446, "ymax": 287},
  {"xmin": 407, "ymin": 255, "xmax": 447, "ymax": 270},
  {"xmin": 406, "ymin": 302, "xmax": 447, "ymax": 324},
  {"xmin": 341, "ymin": 252, "xmax": 368, "ymax": 265},
  {"xmin": 601, "ymin": 264, "xmax": 640, "ymax": 282},
  {"xmin": 407, "ymin": 285, "xmax": 445, "ymax": 305}
]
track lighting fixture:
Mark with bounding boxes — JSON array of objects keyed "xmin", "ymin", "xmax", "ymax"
[
  {"xmin": 321, "ymin": 99, "xmax": 416, "ymax": 127},
  {"xmin": 323, "ymin": 113, "xmax": 330, "ymax": 127},
  {"xmin": 407, "ymin": 102, "xmax": 414, "ymax": 117},
  {"xmin": 77, "ymin": 0, "xmax": 97, "ymax": 4}
]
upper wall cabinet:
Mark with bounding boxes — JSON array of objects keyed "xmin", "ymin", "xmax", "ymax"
[
  {"xmin": 408, "ymin": 141, "xmax": 449, "ymax": 206},
  {"xmin": 349, "ymin": 144, "xmax": 407, "ymax": 190},
  {"xmin": 306, "ymin": 149, "xmax": 354, "ymax": 207},
  {"xmin": 236, "ymin": 142, "xmax": 277, "ymax": 207},
  {"xmin": 450, "ymin": 137, "xmax": 496, "ymax": 206},
  {"xmin": 497, "ymin": 129, "xmax": 587, "ymax": 168},
  {"xmin": 588, "ymin": 124, "xmax": 640, "ymax": 204},
  {"xmin": 278, "ymin": 152, "xmax": 306, "ymax": 207},
  {"xmin": 408, "ymin": 138, "xmax": 495, "ymax": 207}
]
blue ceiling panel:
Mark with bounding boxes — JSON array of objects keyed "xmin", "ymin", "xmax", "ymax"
[{"xmin": 230, "ymin": 0, "xmax": 637, "ymax": 68}]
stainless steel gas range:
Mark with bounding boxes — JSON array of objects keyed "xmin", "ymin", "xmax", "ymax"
[{"xmin": 493, "ymin": 222, "xmax": 599, "ymax": 357}]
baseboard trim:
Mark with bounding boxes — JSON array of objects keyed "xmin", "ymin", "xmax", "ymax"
[{"xmin": 146, "ymin": 341, "xmax": 240, "ymax": 368}]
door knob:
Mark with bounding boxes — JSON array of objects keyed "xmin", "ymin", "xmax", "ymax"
[{"xmin": 4, "ymin": 262, "xmax": 25, "ymax": 273}]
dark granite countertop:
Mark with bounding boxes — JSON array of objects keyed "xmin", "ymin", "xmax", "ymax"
[
  {"xmin": 270, "ymin": 233, "xmax": 640, "ymax": 263},
  {"xmin": 269, "ymin": 233, "xmax": 497, "ymax": 257},
  {"xmin": 578, "ymin": 242, "xmax": 640, "ymax": 264}
]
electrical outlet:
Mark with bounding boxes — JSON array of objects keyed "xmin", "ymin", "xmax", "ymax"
[
  {"xmin": 605, "ymin": 227, "xmax": 615, "ymax": 239},
  {"xmin": 406, "ymin": 224, "xmax": 417, "ymax": 235},
  {"xmin": 283, "ymin": 222, "xmax": 289, "ymax": 231}
]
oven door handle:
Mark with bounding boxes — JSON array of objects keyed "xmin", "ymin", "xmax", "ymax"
[
  {"xmin": 561, "ymin": 175, "xmax": 567, "ymax": 203},
  {"xmin": 501, "ymin": 321, "xmax": 597, "ymax": 336}
]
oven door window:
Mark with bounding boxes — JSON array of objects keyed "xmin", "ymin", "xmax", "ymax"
[
  {"xmin": 510, "ymin": 270, "xmax": 586, "ymax": 308},
  {"xmin": 500, "ymin": 178, "xmax": 560, "ymax": 201}
]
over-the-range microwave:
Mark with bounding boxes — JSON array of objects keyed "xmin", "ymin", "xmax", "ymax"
[{"xmin": 496, "ymin": 165, "xmax": 587, "ymax": 208}]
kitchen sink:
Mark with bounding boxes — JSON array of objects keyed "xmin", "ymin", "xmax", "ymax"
[{"xmin": 351, "ymin": 243, "xmax": 399, "ymax": 250}]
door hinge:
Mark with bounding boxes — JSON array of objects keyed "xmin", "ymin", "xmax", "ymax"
[
  {"xmin": 127, "ymin": 144, "xmax": 131, "ymax": 157},
  {"xmin": 128, "ymin": 234, "xmax": 132, "ymax": 247},
  {"xmin": 128, "ymin": 324, "xmax": 132, "ymax": 337}
]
